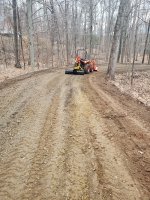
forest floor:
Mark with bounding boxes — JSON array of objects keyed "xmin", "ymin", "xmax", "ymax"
[
  {"xmin": 0, "ymin": 70, "xmax": 150, "ymax": 200},
  {"xmin": 113, "ymin": 70, "xmax": 150, "ymax": 107},
  {"xmin": 0, "ymin": 65, "xmax": 49, "ymax": 83}
]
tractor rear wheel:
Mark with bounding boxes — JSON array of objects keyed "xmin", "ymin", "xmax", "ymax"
[{"xmin": 84, "ymin": 64, "xmax": 90, "ymax": 74}]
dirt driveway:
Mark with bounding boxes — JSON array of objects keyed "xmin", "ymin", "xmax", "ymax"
[{"xmin": 0, "ymin": 71, "xmax": 150, "ymax": 200}]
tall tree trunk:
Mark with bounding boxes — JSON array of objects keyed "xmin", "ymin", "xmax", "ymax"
[
  {"xmin": 148, "ymin": 53, "xmax": 150, "ymax": 65},
  {"xmin": 50, "ymin": 0, "xmax": 55, "ymax": 68},
  {"xmin": 131, "ymin": 24, "xmax": 138, "ymax": 85},
  {"xmin": 121, "ymin": 28, "xmax": 128, "ymax": 63},
  {"xmin": 84, "ymin": 12, "xmax": 87, "ymax": 50},
  {"xmin": 120, "ymin": 1, "xmax": 130, "ymax": 64},
  {"xmin": 107, "ymin": 0, "xmax": 127, "ymax": 79},
  {"xmin": 27, "ymin": 0, "xmax": 35, "ymax": 70},
  {"xmin": 142, "ymin": 20, "xmax": 150, "ymax": 64},
  {"xmin": 17, "ymin": 8, "xmax": 25, "ymax": 69},
  {"xmin": 1, "ymin": 35, "xmax": 8, "ymax": 69},
  {"xmin": 117, "ymin": 30, "xmax": 123, "ymax": 63},
  {"xmin": 64, "ymin": 0, "xmax": 69, "ymax": 66},
  {"xmin": 12, "ymin": 0, "xmax": 21, "ymax": 68},
  {"xmin": 98, "ymin": 2, "xmax": 104, "ymax": 54},
  {"xmin": 89, "ymin": 0, "xmax": 93, "ymax": 55},
  {"xmin": 105, "ymin": 0, "xmax": 111, "ymax": 61},
  {"xmin": 74, "ymin": 0, "xmax": 77, "ymax": 56}
]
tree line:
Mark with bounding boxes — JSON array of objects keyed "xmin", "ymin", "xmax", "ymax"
[{"xmin": 0, "ymin": 0, "xmax": 150, "ymax": 79}]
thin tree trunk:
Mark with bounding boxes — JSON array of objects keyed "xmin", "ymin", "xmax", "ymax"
[
  {"xmin": 148, "ymin": 53, "xmax": 150, "ymax": 65},
  {"xmin": 12, "ymin": 0, "xmax": 21, "ymax": 68},
  {"xmin": 17, "ymin": 8, "xmax": 25, "ymax": 69},
  {"xmin": 121, "ymin": 29, "xmax": 127, "ymax": 63},
  {"xmin": 98, "ymin": 2, "xmax": 104, "ymax": 54},
  {"xmin": 1, "ymin": 35, "xmax": 8, "ymax": 69},
  {"xmin": 64, "ymin": 0, "xmax": 69, "ymax": 66},
  {"xmin": 27, "ymin": 0, "xmax": 35, "ymax": 70},
  {"xmin": 36, "ymin": 33, "xmax": 40, "ymax": 69},
  {"xmin": 117, "ymin": 31, "xmax": 123, "ymax": 63},
  {"xmin": 131, "ymin": 0, "xmax": 141, "ymax": 84},
  {"xmin": 89, "ymin": 0, "xmax": 93, "ymax": 55},
  {"xmin": 74, "ymin": 0, "xmax": 77, "ymax": 56},
  {"xmin": 142, "ymin": 20, "xmax": 150, "ymax": 64},
  {"xmin": 131, "ymin": 24, "xmax": 138, "ymax": 85},
  {"xmin": 50, "ymin": 0, "xmax": 55, "ymax": 68},
  {"xmin": 84, "ymin": 12, "xmax": 87, "ymax": 50},
  {"xmin": 120, "ymin": 2, "xmax": 130, "ymax": 64}
]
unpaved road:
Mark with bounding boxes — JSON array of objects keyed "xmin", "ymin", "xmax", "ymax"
[{"xmin": 0, "ymin": 71, "xmax": 150, "ymax": 200}]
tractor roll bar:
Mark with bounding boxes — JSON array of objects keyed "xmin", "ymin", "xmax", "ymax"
[{"xmin": 76, "ymin": 49, "xmax": 87, "ymax": 59}]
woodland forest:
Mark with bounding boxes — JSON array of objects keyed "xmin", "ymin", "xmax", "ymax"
[{"xmin": 0, "ymin": 0, "xmax": 150, "ymax": 79}]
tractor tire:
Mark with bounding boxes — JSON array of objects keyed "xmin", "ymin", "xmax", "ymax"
[
  {"xmin": 84, "ymin": 64, "xmax": 90, "ymax": 74},
  {"xmin": 73, "ymin": 70, "xmax": 85, "ymax": 75},
  {"xmin": 65, "ymin": 70, "xmax": 74, "ymax": 74}
]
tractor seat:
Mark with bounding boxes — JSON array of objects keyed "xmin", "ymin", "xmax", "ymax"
[{"xmin": 80, "ymin": 58, "xmax": 87, "ymax": 63}]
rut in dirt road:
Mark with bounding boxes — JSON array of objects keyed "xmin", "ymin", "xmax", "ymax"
[{"xmin": 0, "ymin": 71, "xmax": 150, "ymax": 200}]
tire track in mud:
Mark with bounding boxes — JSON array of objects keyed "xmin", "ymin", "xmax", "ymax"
[
  {"xmin": 0, "ymin": 72, "xmax": 48, "ymax": 119},
  {"xmin": 0, "ymin": 72, "xmax": 60, "ymax": 121},
  {"xmin": 0, "ymin": 71, "xmax": 150, "ymax": 200},
  {"xmin": 62, "ymin": 80, "xmax": 93, "ymax": 200},
  {"xmin": 21, "ymin": 76, "xmax": 96, "ymax": 200},
  {"xmin": 0, "ymin": 73, "xmax": 61, "ymax": 153},
  {"xmin": 65, "ymin": 81, "xmax": 141, "ymax": 200},
  {"xmin": 85, "ymin": 74, "xmax": 150, "ymax": 199},
  {"xmin": 21, "ymin": 76, "xmax": 74, "ymax": 200},
  {"xmin": 54, "ymin": 77, "xmax": 141, "ymax": 200},
  {"xmin": 0, "ymin": 73, "xmax": 66, "ymax": 200}
]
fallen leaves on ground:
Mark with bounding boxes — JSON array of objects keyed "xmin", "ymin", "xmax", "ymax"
[
  {"xmin": 0, "ymin": 64, "xmax": 48, "ymax": 83},
  {"xmin": 113, "ymin": 71, "xmax": 150, "ymax": 107}
]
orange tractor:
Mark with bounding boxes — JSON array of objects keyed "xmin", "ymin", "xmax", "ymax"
[{"xmin": 65, "ymin": 49, "xmax": 97, "ymax": 75}]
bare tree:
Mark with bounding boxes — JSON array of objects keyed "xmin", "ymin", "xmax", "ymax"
[
  {"xmin": 107, "ymin": 0, "xmax": 128, "ymax": 79},
  {"xmin": 12, "ymin": 0, "xmax": 21, "ymax": 68},
  {"xmin": 142, "ymin": 20, "xmax": 150, "ymax": 64},
  {"xmin": 0, "ymin": 0, "xmax": 149, "ymax": 72},
  {"xmin": 131, "ymin": 23, "xmax": 139, "ymax": 85},
  {"xmin": 64, "ymin": 0, "xmax": 69, "ymax": 66},
  {"xmin": 27, "ymin": 0, "xmax": 35, "ymax": 70},
  {"xmin": 89, "ymin": 0, "xmax": 93, "ymax": 55}
]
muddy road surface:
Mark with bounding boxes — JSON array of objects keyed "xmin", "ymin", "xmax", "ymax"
[{"xmin": 0, "ymin": 71, "xmax": 150, "ymax": 200}]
